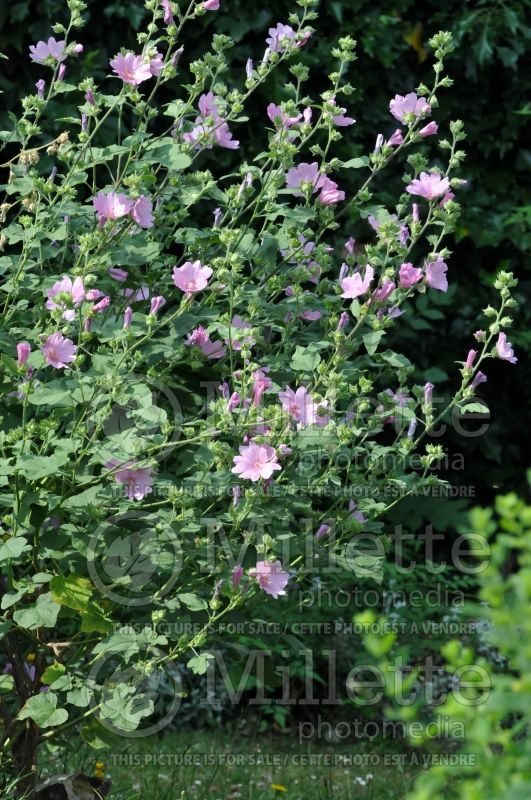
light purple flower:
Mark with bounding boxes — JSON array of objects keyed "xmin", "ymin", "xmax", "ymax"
[
  {"xmin": 173, "ymin": 260, "xmax": 213, "ymax": 295},
  {"xmin": 246, "ymin": 59, "xmax": 253, "ymax": 79},
  {"xmin": 41, "ymin": 332, "xmax": 77, "ymax": 368},
  {"xmin": 109, "ymin": 267, "xmax": 128, "ymax": 281},
  {"xmin": 423, "ymin": 382, "xmax": 434, "ymax": 406},
  {"xmin": 285, "ymin": 162, "xmax": 326, "ymax": 196},
  {"xmin": 471, "ymin": 371, "xmax": 487, "ymax": 389},
  {"xmin": 375, "ymin": 281, "xmax": 396, "ymax": 302},
  {"xmin": 93, "ymin": 191, "xmax": 133, "ymax": 225},
  {"xmin": 340, "ymin": 265, "xmax": 374, "ymax": 299},
  {"xmin": 17, "ymin": 342, "xmax": 31, "ymax": 367},
  {"xmin": 46, "ymin": 276, "xmax": 85, "ymax": 320},
  {"xmin": 348, "ymin": 500, "xmax": 367, "ymax": 523},
  {"xmin": 251, "ymin": 368, "xmax": 272, "ymax": 407},
  {"xmin": 36, "ymin": 79, "xmax": 46, "ymax": 99},
  {"xmin": 92, "ymin": 296, "xmax": 110, "ymax": 313},
  {"xmin": 122, "ymin": 286, "xmax": 149, "ymax": 302},
  {"xmin": 495, "ymin": 332, "xmax": 517, "ymax": 364},
  {"xmin": 226, "ymin": 315, "xmax": 255, "ymax": 350},
  {"xmin": 232, "ymin": 565, "xmax": 244, "ymax": 588},
  {"xmin": 389, "ymin": 92, "xmax": 430, "ymax": 123},
  {"xmin": 266, "ymin": 23, "xmax": 307, "ymax": 53},
  {"xmin": 113, "ymin": 463, "xmax": 153, "ymax": 500},
  {"xmin": 406, "ymin": 172, "xmax": 450, "ymax": 201},
  {"xmin": 318, "ymin": 177, "xmax": 345, "ymax": 205},
  {"xmin": 110, "ymin": 52, "xmax": 152, "ymax": 86},
  {"xmin": 278, "ymin": 386, "xmax": 329, "ymax": 427},
  {"xmin": 465, "ymin": 350, "xmax": 477, "ymax": 370},
  {"xmin": 249, "ymin": 560, "xmax": 289, "ymax": 598},
  {"xmin": 149, "ymin": 296, "xmax": 166, "ymax": 316},
  {"xmin": 186, "ymin": 326, "xmax": 226, "ymax": 359},
  {"xmin": 29, "ymin": 37, "xmax": 66, "ymax": 64},
  {"xmin": 387, "ymin": 129, "xmax": 404, "ymax": 146},
  {"xmin": 398, "ymin": 262, "xmax": 422, "ymax": 289},
  {"xmin": 131, "ymin": 195, "xmax": 154, "ymax": 229},
  {"xmin": 419, "ymin": 121, "xmax": 438, "ymax": 138},
  {"xmin": 232, "ymin": 443, "xmax": 281, "ymax": 482},
  {"xmin": 315, "ymin": 523, "xmax": 331, "ymax": 540},
  {"xmin": 58, "ymin": 64, "xmax": 66, "ymax": 82},
  {"xmin": 425, "ymin": 257, "xmax": 448, "ymax": 292},
  {"xmin": 123, "ymin": 306, "xmax": 133, "ymax": 329},
  {"xmin": 161, "ymin": 0, "xmax": 174, "ymax": 24},
  {"xmin": 203, "ymin": 0, "xmax": 220, "ymax": 9}
]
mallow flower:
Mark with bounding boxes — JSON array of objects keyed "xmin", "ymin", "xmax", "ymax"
[
  {"xmin": 398, "ymin": 262, "xmax": 422, "ymax": 289},
  {"xmin": 249, "ymin": 560, "xmax": 289, "ymax": 598},
  {"xmin": 29, "ymin": 37, "xmax": 66, "ymax": 64},
  {"xmin": 340, "ymin": 265, "xmax": 374, "ymax": 299},
  {"xmin": 110, "ymin": 52, "xmax": 153, "ymax": 85},
  {"xmin": 279, "ymin": 386, "xmax": 329, "ymax": 426},
  {"xmin": 495, "ymin": 332, "xmax": 517, "ymax": 364},
  {"xmin": 172, "ymin": 260, "xmax": 213, "ymax": 295},
  {"xmin": 45, "ymin": 276, "xmax": 85, "ymax": 320},
  {"xmin": 41, "ymin": 332, "xmax": 77, "ymax": 368},
  {"xmin": 93, "ymin": 191, "xmax": 133, "ymax": 224},
  {"xmin": 231, "ymin": 442, "xmax": 281, "ymax": 482},
  {"xmin": 389, "ymin": 92, "xmax": 431, "ymax": 123},
  {"xmin": 406, "ymin": 172, "xmax": 450, "ymax": 201},
  {"xmin": 425, "ymin": 257, "xmax": 448, "ymax": 292},
  {"xmin": 112, "ymin": 463, "xmax": 153, "ymax": 500}
]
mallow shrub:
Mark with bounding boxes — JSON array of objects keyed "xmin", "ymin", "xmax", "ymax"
[{"xmin": 0, "ymin": 0, "xmax": 519, "ymax": 794}]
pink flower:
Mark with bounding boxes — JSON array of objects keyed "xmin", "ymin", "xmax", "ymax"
[
  {"xmin": 93, "ymin": 191, "xmax": 133, "ymax": 225},
  {"xmin": 348, "ymin": 501, "xmax": 367, "ymax": 523},
  {"xmin": 131, "ymin": 195, "xmax": 154, "ymax": 229},
  {"xmin": 41, "ymin": 332, "xmax": 77, "ymax": 369},
  {"xmin": 300, "ymin": 310, "xmax": 322, "ymax": 321},
  {"xmin": 419, "ymin": 121, "xmax": 438, "ymax": 138},
  {"xmin": 249, "ymin": 560, "xmax": 289, "ymax": 598},
  {"xmin": 398, "ymin": 262, "xmax": 422, "ymax": 289},
  {"xmin": 185, "ymin": 327, "xmax": 226, "ymax": 359},
  {"xmin": 203, "ymin": 0, "xmax": 220, "ymax": 9},
  {"xmin": 266, "ymin": 23, "xmax": 298, "ymax": 53},
  {"xmin": 387, "ymin": 129, "xmax": 404, "ymax": 146},
  {"xmin": 315, "ymin": 523, "xmax": 331, "ymax": 540},
  {"xmin": 425, "ymin": 257, "xmax": 448, "ymax": 292},
  {"xmin": 226, "ymin": 315, "xmax": 255, "ymax": 350},
  {"xmin": 330, "ymin": 99, "xmax": 355, "ymax": 127},
  {"xmin": 285, "ymin": 162, "xmax": 326, "ymax": 196},
  {"xmin": 227, "ymin": 392, "xmax": 241, "ymax": 412},
  {"xmin": 267, "ymin": 103, "xmax": 301, "ymax": 130},
  {"xmin": 29, "ymin": 37, "xmax": 66, "ymax": 64},
  {"xmin": 113, "ymin": 463, "xmax": 153, "ymax": 500},
  {"xmin": 338, "ymin": 312, "xmax": 350, "ymax": 330},
  {"xmin": 406, "ymin": 172, "xmax": 450, "ymax": 201},
  {"xmin": 465, "ymin": 349, "xmax": 477, "ymax": 370},
  {"xmin": 161, "ymin": 0, "xmax": 174, "ymax": 24},
  {"xmin": 279, "ymin": 386, "xmax": 329, "ymax": 427},
  {"xmin": 109, "ymin": 267, "xmax": 128, "ymax": 281},
  {"xmin": 389, "ymin": 92, "xmax": 430, "ymax": 123},
  {"xmin": 45, "ymin": 276, "xmax": 85, "ymax": 320},
  {"xmin": 471, "ymin": 371, "xmax": 487, "ymax": 389},
  {"xmin": 495, "ymin": 332, "xmax": 517, "ymax": 364},
  {"xmin": 36, "ymin": 80, "xmax": 46, "ymax": 99},
  {"xmin": 110, "ymin": 52, "xmax": 152, "ymax": 86},
  {"xmin": 340, "ymin": 265, "xmax": 374, "ymax": 299},
  {"xmin": 122, "ymin": 286, "xmax": 149, "ymax": 303},
  {"xmin": 374, "ymin": 281, "xmax": 396, "ymax": 302},
  {"xmin": 318, "ymin": 177, "xmax": 345, "ymax": 205},
  {"xmin": 17, "ymin": 342, "xmax": 31, "ymax": 367},
  {"xmin": 149, "ymin": 296, "xmax": 166, "ymax": 316},
  {"xmin": 183, "ymin": 92, "xmax": 239, "ymax": 150},
  {"xmin": 232, "ymin": 442, "xmax": 281, "ymax": 482},
  {"xmin": 149, "ymin": 52, "xmax": 164, "ymax": 77},
  {"xmin": 123, "ymin": 306, "xmax": 133, "ymax": 329},
  {"xmin": 423, "ymin": 382, "xmax": 434, "ymax": 405},
  {"xmin": 172, "ymin": 260, "xmax": 213, "ymax": 294},
  {"xmin": 232, "ymin": 565, "xmax": 244, "ymax": 588},
  {"xmin": 92, "ymin": 296, "xmax": 110, "ymax": 313},
  {"xmin": 251, "ymin": 368, "xmax": 272, "ymax": 407}
]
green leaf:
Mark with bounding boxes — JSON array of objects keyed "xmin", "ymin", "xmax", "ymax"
[
  {"xmin": 41, "ymin": 663, "xmax": 66, "ymax": 685},
  {"xmin": 18, "ymin": 692, "xmax": 68, "ymax": 728},
  {"xmin": 144, "ymin": 138, "xmax": 192, "ymax": 170},
  {"xmin": 13, "ymin": 593, "xmax": 60, "ymax": 630},
  {"xmin": 0, "ymin": 536, "xmax": 31, "ymax": 562},
  {"xmin": 178, "ymin": 592, "xmax": 208, "ymax": 611},
  {"xmin": 50, "ymin": 575, "xmax": 93, "ymax": 612},
  {"xmin": 187, "ymin": 652, "xmax": 214, "ymax": 675},
  {"xmin": 290, "ymin": 345, "xmax": 322, "ymax": 372},
  {"xmin": 62, "ymin": 484, "xmax": 102, "ymax": 508},
  {"xmin": 342, "ymin": 156, "xmax": 370, "ymax": 169},
  {"xmin": 363, "ymin": 330, "xmax": 385, "ymax": 355},
  {"xmin": 0, "ymin": 674, "xmax": 14, "ymax": 692},
  {"xmin": 16, "ymin": 452, "xmax": 69, "ymax": 480}
]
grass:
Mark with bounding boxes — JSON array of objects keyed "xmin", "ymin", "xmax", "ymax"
[{"xmin": 40, "ymin": 726, "xmax": 425, "ymax": 800}]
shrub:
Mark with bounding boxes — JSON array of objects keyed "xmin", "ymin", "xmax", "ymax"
[{"xmin": 0, "ymin": 0, "xmax": 518, "ymax": 795}]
